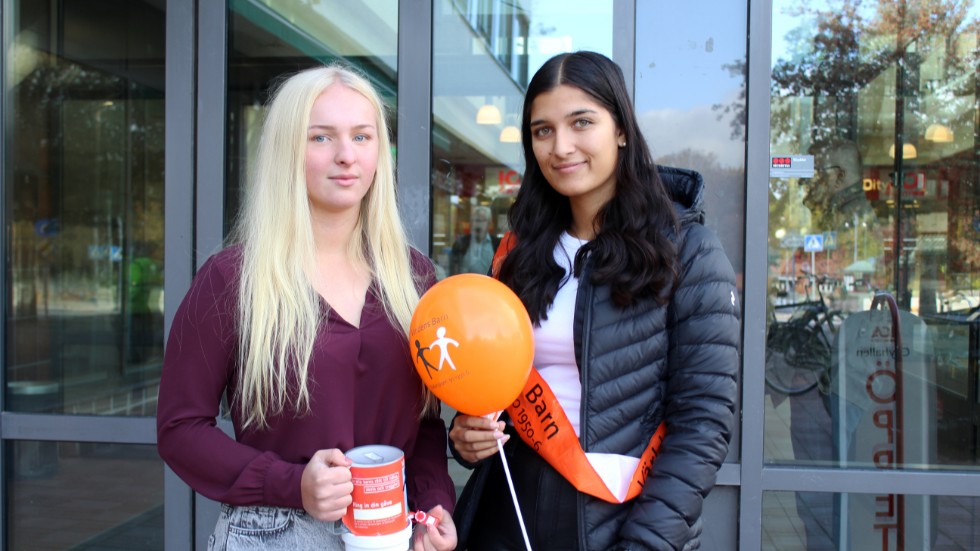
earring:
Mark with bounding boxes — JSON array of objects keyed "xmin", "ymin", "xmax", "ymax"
[{"xmin": 618, "ymin": 141, "xmax": 626, "ymax": 148}]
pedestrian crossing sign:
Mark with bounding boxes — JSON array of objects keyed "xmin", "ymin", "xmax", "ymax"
[
  {"xmin": 823, "ymin": 231, "xmax": 837, "ymax": 250},
  {"xmin": 804, "ymin": 233, "xmax": 824, "ymax": 252}
]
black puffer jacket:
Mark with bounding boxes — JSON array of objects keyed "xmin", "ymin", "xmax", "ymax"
[{"xmin": 581, "ymin": 166, "xmax": 739, "ymax": 550}]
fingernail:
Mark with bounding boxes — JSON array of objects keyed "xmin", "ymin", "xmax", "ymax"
[
  {"xmin": 493, "ymin": 431, "xmax": 503, "ymax": 439},
  {"xmin": 502, "ymin": 434, "xmax": 510, "ymax": 442}
]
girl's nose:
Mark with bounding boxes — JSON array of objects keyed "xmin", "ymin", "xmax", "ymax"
[
  {"xmin": 552, "ymin": 127, "xmax": 575, "ymax": 157},
  {"xmin": 335, "ymin": 139, "xmax": 355, "ymax": 164}
]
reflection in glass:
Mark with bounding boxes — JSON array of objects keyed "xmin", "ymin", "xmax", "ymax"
[
  {"xmin": 765, "ymin": 0, "xmax": 980, "ymax": 471},
  {"xmin": 5, "ymin": 0, "xmax": 166, "ymax": 416},
  {"xmin": 430, "ymin": 0, "xmax": 613, "ymax": 489},
  {"xmin": 7, "ymin": 442, "xmax": 163, "ymax": 550},
  {"xmin": 429, "ymin": 0, "xmax": 612, "ymax": 279},
  {"xmin": 635, "ymin": 1, "xmax": 748, "ymax": 279},
  {"xmin": 226, "ymin": 0, "xmax": 399, "ymax": 231},
  {"xmin": 763, "ymin": 491, "xmax": 979, "ymax": 550}
]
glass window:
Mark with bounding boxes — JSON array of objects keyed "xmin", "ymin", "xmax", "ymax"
[
  {"xmin": 635, "ymin": 1, "xmax": 748, "ymax": 281},
  {"xmin": 7, "ymin": 442, "xmax": 163, "ymax": 549},
  {"xmin": 431, "ymin": 0, "xmax": 614, "ymax": 490},
  {"xmin": 765, "ymin": 1, "xmax": 980, "ymax": 471},
  {"xmin": 4, "ymin": 0, "xmax": 166, "ymax": 416},
  {"xmin": 430, "ymin": 0, "xmax": 612, "ymax": 280},
  {"xmin": 763, "ymin": 491, "xmax": 979, "ymax": 550},
  {"xmin": 225, "ymin": 0, "xmax": 399, "ymax": 231}
]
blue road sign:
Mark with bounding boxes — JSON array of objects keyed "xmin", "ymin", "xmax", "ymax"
[{"xmin": 804, "ymin": 233, "xmax": 824, "ymax": 252}]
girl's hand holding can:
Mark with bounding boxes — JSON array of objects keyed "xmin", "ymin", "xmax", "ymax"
[{"xmin": 300, "ymin": 448, "xmax": 353, "ymax": 521}]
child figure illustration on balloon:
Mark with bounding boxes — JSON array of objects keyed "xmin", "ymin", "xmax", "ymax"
[
  {"xmin": 430, "ymin": 327, "xmax": 459, "ymax": 371},
  {"xmin": 414, "ymin": 340, "xmax": 439, "ymax": 379},
  {"xmin": 415, "ymin": 326, "xmax": 460, "ymax": 378}
]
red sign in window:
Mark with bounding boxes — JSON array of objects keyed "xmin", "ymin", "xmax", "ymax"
[{"xmin": 771, "ymin": 157, "xmax": 792, "ymax": 168}]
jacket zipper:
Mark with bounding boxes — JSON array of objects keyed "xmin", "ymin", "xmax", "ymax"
[{"xmin": 577, "ymin": 276, "xmax": 594, "ymax": 549}]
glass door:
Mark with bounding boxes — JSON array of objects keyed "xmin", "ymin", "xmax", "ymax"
[
  {"xmin": 764, "ymin": 1, "xmax": 980, "ymax": 548},
  {"xmin": 4, "ymin": 0, "xmax": 167, "ymax": 547}
]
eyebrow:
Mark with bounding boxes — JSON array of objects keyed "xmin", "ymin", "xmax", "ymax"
[
  {"xmin": 529, "ymin": 108, "xmax": 598, "ymax": 127},
  {"xmin": 307, "ymin": 124, "xmax": 376, "ymax": 131}
]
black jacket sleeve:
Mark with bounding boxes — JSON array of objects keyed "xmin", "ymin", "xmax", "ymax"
[{"xmin": 618, "ymin": 223, "xmax": 740, "ymax": 550}]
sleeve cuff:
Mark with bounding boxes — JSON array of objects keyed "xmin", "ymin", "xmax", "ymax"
[{"xmin": 262, "ymin": 459, "xmax": 306, "ymax": 509}]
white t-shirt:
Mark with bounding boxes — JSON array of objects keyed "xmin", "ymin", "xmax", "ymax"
[{"xmin": 533, "ymin": 232, "xmax": 586, "ymax": 436}]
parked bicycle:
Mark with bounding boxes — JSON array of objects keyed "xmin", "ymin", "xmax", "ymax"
[{"xmin": 765, "ymin": 272, "xmax": 845, "ymax": 395}]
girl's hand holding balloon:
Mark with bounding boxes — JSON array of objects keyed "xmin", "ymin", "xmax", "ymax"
[
  {"xmin": 412, "ymin": 505, "xmax": 457, "ymax": 551},
  {"xmin": 449, "ymin": 414, "xmax": 509, "ymax": 464}
]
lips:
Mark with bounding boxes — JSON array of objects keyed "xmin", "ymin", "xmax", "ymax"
[
  {"xmin": 553, "ymin": 161, "xmax": 585, "ymax": 174},
  {"xmin": 330, "ymin": 174, "xmax": 359, "ymax": 186}
]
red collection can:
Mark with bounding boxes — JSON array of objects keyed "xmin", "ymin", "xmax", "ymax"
[{"xmin": 342, "ymin": 445, "xmax": 409, "ymax": 537}]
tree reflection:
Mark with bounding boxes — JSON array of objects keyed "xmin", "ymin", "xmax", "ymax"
[
  {"xmin": 713, "ymin": 0, "xmax": 980, "ymax": 306},
  {"xmin": 750, "ymin": 4, "xmax": 980, "ymax": 548}
]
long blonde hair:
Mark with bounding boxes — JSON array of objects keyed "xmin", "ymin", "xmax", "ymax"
[{"xmin": 230, "ymin": 65, "xmax": 424, "ymax": 430}]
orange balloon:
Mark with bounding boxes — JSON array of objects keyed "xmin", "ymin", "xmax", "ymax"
[{"xmin": 411, "ymin": 274, "xmax": 534, "ymax": 416}]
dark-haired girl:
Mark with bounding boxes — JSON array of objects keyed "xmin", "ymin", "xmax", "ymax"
[{"xmin": 449, "ymin": 51, "xmax": 740, "ymax": 550}]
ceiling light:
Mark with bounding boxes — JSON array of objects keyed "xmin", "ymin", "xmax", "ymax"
[
  {"xmin": 476, "ymin": 104, "xmax": 502, "ymax": 125},
  {"xmin": 499, "ymin": 125, "xmax": 520, "ymax": 143},
  {"xmin": 888, "ymin": 143, "xmax": 917, "ymax": 159},
  {"xmin": 925, "ymin": 123, "xmax": 954, "ymax": 143}
]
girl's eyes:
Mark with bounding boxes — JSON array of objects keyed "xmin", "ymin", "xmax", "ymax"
[
  {"xmin": 309, "ymin": 134, "xmax": 372, "ymax": 143},
  {"xmin": 531, "ymin": 119, "xmax": 593, "ymax": 138}
]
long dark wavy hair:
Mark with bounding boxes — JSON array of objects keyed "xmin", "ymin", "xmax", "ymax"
[{"xmin": 497, "ymin": 51, "xmax": 678, "ymax": 324}]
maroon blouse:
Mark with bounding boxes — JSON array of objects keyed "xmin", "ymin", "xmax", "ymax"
[{"xmin": 156, "ymin": 246, "xmax": 455, "ymax": 513}]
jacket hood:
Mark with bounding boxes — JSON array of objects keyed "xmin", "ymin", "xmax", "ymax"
[{"xmin": 657, "ymin": 165, "xmax": 705, "ymax": 225}]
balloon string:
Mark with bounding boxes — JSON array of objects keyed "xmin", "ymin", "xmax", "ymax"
[{"xmin": 497, "ymin": 434, "xmax": 532, "ymax": 551}]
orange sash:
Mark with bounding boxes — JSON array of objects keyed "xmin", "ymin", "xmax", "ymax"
[{"xmin": 494, "ymin": 232, "xmax": 666, "ymax": 503}]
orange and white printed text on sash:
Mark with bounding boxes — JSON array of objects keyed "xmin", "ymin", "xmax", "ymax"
[
  {"xmin": 494, "ymin": 233, "xmax": 667, "ymax": 504},
  {"xmin": 504, "ymin": 371, "xmax": 666, "ymax": 503}
]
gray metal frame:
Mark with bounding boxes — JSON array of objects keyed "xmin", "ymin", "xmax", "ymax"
[
  {"xmin": 613, "ymin": 0, "xmax": 635, "ymax": 100},
  {"xmin": 0, "ymin": 0, "xmax": 9, "ymax": 527},
  {"xmin": 764, "ymin": 467, "xmax": 980, "ymax": 495},
  {"xmin": 163, "ymin": 0, "xmax": 198, "ymax": 549},
  {"xmin": 186, "ymin": 1, "xmax": 230, "ymax": 549},
  {"xmin": 397, "ymin": 0, "xmax": 434, "ymax": 252},
  {"xmin": 196, "ymin": 0, "xmax": 228, "ymax": 268},
  {"xmin": 739, "ymin": 0, "xmax": 773, "ymax": 547},
  {"xmin": 190, "ymin": 4, "xmax": 229, "ymax": 547}
]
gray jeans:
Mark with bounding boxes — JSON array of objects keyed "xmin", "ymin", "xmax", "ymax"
[{"xmin": 208, "ymin": 504, "xmax": 345, "ymax": 551}]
